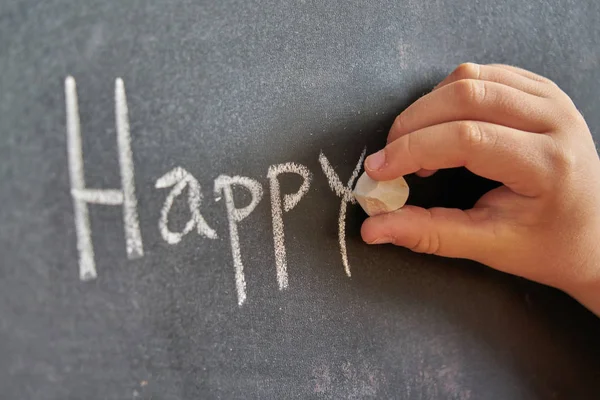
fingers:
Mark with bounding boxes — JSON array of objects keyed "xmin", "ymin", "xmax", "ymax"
[
  {"xmin": 387, "ymin": 78, "xmax": 555, "ymax": 144},
  {"xmin": 365, "ymin": 121, "xmax": 554, "ymax": 197},
  {"xmin": 405, "ymin": 62, "xmax": 550, "ymax": 179},
  {"xmin": 384, "ymin": 63, "xmax": 565, "ymax": 179},
  {"xmin": 360, "ymin": 205, "xmax": 499, "ymax": 260},
  {"xmin": 433, "ymin": 63, "xmax": 552, "ymax": 97},
  {"xmin": 487, "ymin": 64, "xmax": 571, "ymax": 102},
  {"xmin": 487, "ymin": 64, "xmax": 554, "ymax": 84}
]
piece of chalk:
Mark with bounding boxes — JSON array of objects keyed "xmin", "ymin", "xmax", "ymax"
[{"xmin": 352, "ymin": 172, "xmax": 409, "ymax": 216}]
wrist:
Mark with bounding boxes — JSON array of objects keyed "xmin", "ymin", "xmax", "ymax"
[{"xmin": 559, "ymin": 241, "xmax": 600, "ymax": 317}]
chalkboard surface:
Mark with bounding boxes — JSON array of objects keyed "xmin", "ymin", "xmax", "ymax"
[{"xmin": 2, "ymin": 1, "xmax": 600, "ymax": 399}]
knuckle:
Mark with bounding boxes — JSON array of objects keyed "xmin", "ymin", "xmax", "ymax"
[
  {"xmin": 408, "ymin": 233, "xmax": 440, "ymax": 255},
  {"xmin": 534, "ymin": 137, "xmax": 575, "ymax": 195},
  {"xmin": 405, "ymin": 209, "xmax": 441, "ymax": 255},
  {"xmin": 560, "ymin": 112, "xmax": 581, "ymax": 128},
  {"xmin": 514, "ymin": 67, "xmax": 555, "ymax": 86},
  {"xmin": 389, "ymin": 112, "xmax": 410, "ymax": 142},
  {"xmin": 454, "ymin": 78, "xmax": 487, "ymax": 106},
  {"xmin": 556, "ymin": 105, "xmax": 586, "ymax": 127},
  {"xmin": 539, "ymin": 77, "xmax": 569, "ymax": 99},
  {"xmin": 548, "ymin": 139, "xmax": 576, "ymax": 175},
  {"xmin": 408, "ymin": 236, "xmax": 426, "ymax": 252},
  {"xmin": 545, "ymin": 80, "xmax": 561, "ymax": 92},
  {"xmin": 452, "ymin": 63, "xmax": 481, "ymax": 81},
  {"xmin": 387, "ymin": 119, "xmax": 402, "ymax": 144},
  {"xmin": 538, "ymin": 75, "xmax": 559, "ymax": 87},
  {"xmin": 456, "ymin": 121, "xmax": 485, "ymax": 151},
  {"xmin": 393, "ymin": 112, "xmax": 405, "ymax": 128},
  {"xmin": 538, "ymin": 79, "xmax": 566, "ymax": 101},
  {"xmin": 390, "ymin": 112, "xmax": 407, "ymax": 136}
]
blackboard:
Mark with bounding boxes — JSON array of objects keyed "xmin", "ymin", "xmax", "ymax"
[{"xmin": 2, "ymin": 0, "xmax": 600, "ymax": 398}]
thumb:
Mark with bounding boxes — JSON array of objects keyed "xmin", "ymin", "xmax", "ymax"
[{"xmin": 360, "ymin": 205, "xmax": 498, "ymax": 260}]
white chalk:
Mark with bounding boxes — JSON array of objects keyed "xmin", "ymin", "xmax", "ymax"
[
  {"xmin": 155, "ymin": 166, "xmax": 218, "ymax": 244},
  {"xmin": 65, "ymin": 76, "xmax": 96, "ymax": 281},
  {"xmin": 214, "ymin": 175, "xmax": 263, "ymax": 306},
  {"xmin": 318, "ymin": 148, "xmax": 366, "ymax": 277},
  {"xmin": 267, "ymin": 162, "xmax": 312, "ymax": 290},
  {"xmin": 353, "ymin": 172, "xmax": 409, "ymax": 216},
  {"xmin": 65, "ymin": 76, "xmax": 144, "ymax": 281},
  {"xmin": 115, "ymin": 78, "xmax": 145, "ymax": 260},
  {"xmin": 71, "ymin": 189, "xmax": 123, "ymax": 205}
]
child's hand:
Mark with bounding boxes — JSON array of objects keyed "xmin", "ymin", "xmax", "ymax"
[{"xmin": 361, "ymin": 63, "xmax": 600, "ymax": 315}]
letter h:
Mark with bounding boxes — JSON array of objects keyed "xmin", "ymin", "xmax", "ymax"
[{"xmin": 64, "ymin": 77, "xmax": 144, "ymax": 281}]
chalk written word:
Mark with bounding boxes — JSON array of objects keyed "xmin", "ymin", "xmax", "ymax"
[{"xmin": 65, "ymin": 77, "xmax": 368, "ymax": 305}]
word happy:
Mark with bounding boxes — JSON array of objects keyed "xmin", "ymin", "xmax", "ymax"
[{"xmin": 64, "ymin": 77, "xmax": 367, "ymax": 306}]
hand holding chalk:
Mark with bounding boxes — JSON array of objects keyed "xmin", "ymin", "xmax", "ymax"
[
  {"xmin": 353, "ymin": 172, "xmax": 409, "ymax": 216},
  {"xmin": 360, "ymin": 63, "xmax": 600, "ymax": 316}
]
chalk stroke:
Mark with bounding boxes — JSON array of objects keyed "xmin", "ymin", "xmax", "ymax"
[
  {"xmin": 65, "ymin": 76, "xmax": 144, "ymax": 281},
  {"xmin": 267, "ymin": 163, "xmax": 312, "ymax": 290},
  {"xmin": 318, "ymin": 148, "xmax": 366, "ymax": 277},
  {"xmin": 214, "ymin": 175, "xmax": 263, "ymax": 306},
  {"xmin": 65, "ymin": 77, "xmax": 95, "ymax": 280},
  {"xmin": 115, "ymin": 78, "xmax": 144, "ymax": 260},
  {"xmin": 156, "ymin": 166, "xmax": 218, "ymax": 244},
  {"xmin": 72, "ymin": 189, "xmax": 123, "ymax": 205}
]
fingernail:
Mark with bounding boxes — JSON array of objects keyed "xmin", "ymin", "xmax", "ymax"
[
  {"xmin": 369, "ymin": 237, "xmax": 391, "ymax": 245},
  {"xmin": 365, "ymin": 149, "xmax": 386, "ymax": 171}
]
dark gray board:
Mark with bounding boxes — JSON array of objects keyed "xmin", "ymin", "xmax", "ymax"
[{"xmin": 2, "ymin": 0, "xmax": 600, "ymax": 398}]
